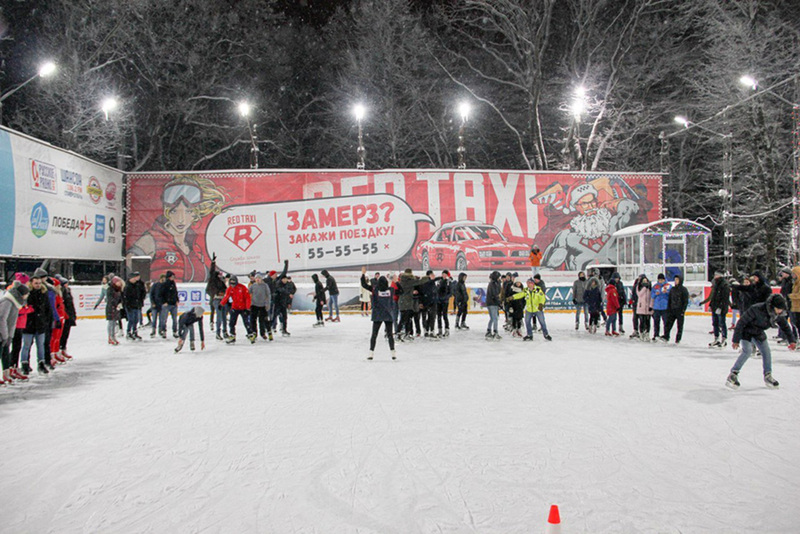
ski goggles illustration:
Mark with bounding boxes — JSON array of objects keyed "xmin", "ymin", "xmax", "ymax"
[{"xmin": 162, "ymin": 183, "xmax": 202, "ymax": 206}]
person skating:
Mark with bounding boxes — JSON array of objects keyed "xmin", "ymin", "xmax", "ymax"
[
  {"xmin": 435, "ymin": 270, "xmax": 452, "ymax": 337},
  {"xmin": 175, "ymin": 306, "xmax": 206, "ymax": 352},
  {"xmin": 700, "ymin": 271, "xmax": 730, "ymax": 348},
  {"xmin": 605, "ymin": 279, "xmax": 621, "ymax": 336},
  {"xmin": 507, "ymin": 281, "xmax": 526, "ymax": 337},
  {"xmin": 628, "ymin": 274, "xmax": 644, "ymax": 338},
  {"xmin": 360, "ymin": 267, "xmax": 397, "ymax": 360},
  {"xmin": 56, "ymin": 275, "xmax": 77, "ymax": 360},
  {"xmin": 485, "ymin": 271, "xmax": 502, "ymax": 340},
  {"xmin": 123, "ymin": 271, "xmax": 146, "ymax": 341},
  {"xmin": 149, "ymin": 274, "xmax": 165, "ymax": 337},
  {"xmin": 273, "ymin": 274, "xmax": 293, "ymax": 336},
  {"xmin": 159, "ymin": 271, "xmax": 179, "ymax": 338},
  {"xmin": 776, "ymin": 267, "xmax": 796, "ymax": 342},
  {"xmin": 105, "ymin": 276, "xmax": 124, "ymax": 347},
  {"xmin": 321, "ymin": 269, "xmax": 340, "ymax": 322},
  {"xmin": 612, "ymin": 272, "xmax": 627, "ymax": 334},
  {"xmin": 206, "ymin": 253, "xmax": 227, "ymax": 334},
  {"xmin": 650, "ymin": 273, "xmax": 671, "ymax": 341},
  {"xmin": 22, "ymin": 271, "xmax": 54, "ymax": 374},
  {"xmin": 789, "ymin": 266, "xmax": 800, "ymax": 337},
  {"xmin": 0, "ymin": 282, "xmax": 29, "ymax": 384},
  {"xmin": 397, "ymin": 269, "xmax": 426, "ymax": 341},
  {"xmin": 501, "ymin": 273, "xmax": 513, "ymax": 331},
  {"xmin": 661, "ymin": 274, "xmax": 689, "ymax": 343},
  {"xmin": 7, "ymin": 275, "xmax": 32, "ymax": 381},
  {"xmin": 221, "ymin": 275, "xmax": 256, "ymax": 343},
  {"xmin": 508, "ymin": 278, "xmax": 551, "ymax": 341},
  {"xmin": 572, "ymin": 271, "xmax": 588, "ymax": 331},
  {"xmin": 250, "ymin": 273, "xmax": 273, "ymax": 340},
  {"xmin": 531, "ymin": 273, "xmax": 547, "ymax": 332},
  {"xmin": 726, "ymin": 294, "xmax": 796, "ymax": 389},
  {"xmin": 48, "ymin": 277, "xmax": 68, "ymax": 366},
  {"xmin": 417, "ymin": 270, "xmax": 440, "ymax": 338},
  {"xmin": 454, "ymin": 272, "xmax": 469, "ymax": 330},
  {"xmin": 584, "ymin": 277, "xmax": 602, "ymax": 334},
  {"xmin": 311, "ymin": 273, "xmax": 327, "ymax": 327},
  {"xmin": 635, "ymin": 276, "xmax": 653, "ymax": 340}
]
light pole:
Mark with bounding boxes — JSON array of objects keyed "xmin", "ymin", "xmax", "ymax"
[
  {"xmin": 739, "ymin": 74, "xmax": 800, "ymax": 264},
  {"xmin": 353, "ymin": 103, "xmax": 366, "ymax": 170},
  {"xmin": 457, "ymin": 101, "xmax": 470, "ymax": 169},
  {"xmin": 0, "ymin": 60, "xmax": 57, "ymax": 125},
  {"xmin": 238, "ymin": 101, "xmax": 259, "ymax": 169},
  {"xmin": 670, "ymin": 115, "xmax": 734, "ymax": 275}
]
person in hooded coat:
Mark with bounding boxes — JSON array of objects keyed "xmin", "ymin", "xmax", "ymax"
[
  {"xmin": 250, "ymin": 273, "xmax": 273, "ymax": 340},
  {"xmin": 700, "ymin": 271, "xmax": 730, "ymax": 347},
  {"xmin": 662, "ymin": 274, "xmax": 689, "ymax": 343},
  {"xmin": 0, "ymin": 282, "xmax": 29, "ymax": 384},
  {"xmin": 56, "ymin": 275, "xmax": 77, "ymax": 360},
  {"xmin": 727, "ymin": 294, "xmax": 795, "ymax": 389},
  {"xmin": 361, "ymin": 267, "xmax": 396, "ymax": 360},
  {"xmin": 454, "ymin": 272, "xmax": 469, "ymax": 330},
  {"xmin": 635, "ymin": 276, "xmax": 653, "ymax": 340},
  {"xmin": 789, "ymin": 266, "xmax": 800, "ymax": 335},
  {"xmin": 105, "ymin": 276, "xmax": 124, "ymax": 346},
  {"xmin": 175, "ymin": 306, "xmax": 206, "ymax": 352},
  {"xmin": 321, "ymin": 269, "xmax": 340, "ymax": 322},
  {"xmin": 572, "ymin": 271, "xmax": 588, "ymax": 331},
  {"xmin": 311, "ymin": 273, "xmax": 327, "ymax": 327},
  {"xmin": 584, "ymin": 277, "xmax": 603, "ymax": 334},
  {"xmin": 485, "ymin": 271, "xmax": 502, "ymax": 339},
  {"xmin": 436, "ymin": 270, "xmax": 453, "ymax": 336}
]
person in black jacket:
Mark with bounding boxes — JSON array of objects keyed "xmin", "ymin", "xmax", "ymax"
[
  {"xmin": 661, "ymin": 274, "xmax": 689, "ymax": 343},
  {"xmin": 175, "ymin": 306, "xmax": 206, "ymax": 352},
  {"xmin": 436, "ymin": 270, "xmax": 453, "ymax": 337},
  {"xmin": 311, "ymin": 273, "xmax": 326, "ymax": 327},
  {"xmin": 321, "ymin": 269, "xmax": 340, "ymax": 322},
  {"xmin": 123, "ymin": 272, "xmax": 146, "ymax": 340},
  {"xmin": 55, "ymin": 275, "xmax": 77, "ymax": 359},
  {"xmin": 21, "ymin": 275, "xmax": 53, "ymax": 375},
  {"xmin": 485, "ymin": 271, "xmax": 502, "ymax": 339},
  {"xmin": 777, "ymin": 268, "xmax": 797, "ymax": 340},
  {"xmin": 418, "ymin": 270, "xmax": 440, "ymax": 338},
  {"xmin": 700, "ymin": 271, "xmax": 730, "ymax": 347},
  {"xmin": 159, "ymin": 270, "xmax": 179, "ymax": 338},
  {"xmin": 454, "ymin": 272, "xmax": 469, "ymax": 330},
  {"xmin": 206, "ymin": 253, "xmax": 227, "ymax": 329},
  {"xmin": 361, "ymin": 267, "xmax": 396, "ymax": 360},
  {"xmin": 727, "ymin": 294, "xmax": 796, "ymax": 389}
]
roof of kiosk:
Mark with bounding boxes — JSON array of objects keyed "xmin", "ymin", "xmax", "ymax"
[{"xmin": 612, "ymin": 218, "xmax": 711, "ymax": 238}]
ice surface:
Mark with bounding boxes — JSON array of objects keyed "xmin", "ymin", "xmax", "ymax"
[{"xmin": 2, "ymin": 313, "xmax": 799, "ymax": 533}]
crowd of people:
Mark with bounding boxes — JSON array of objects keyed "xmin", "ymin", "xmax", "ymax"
[{"xmin": 1, "ymin": 249, "xmax": 798, "ymax": 390}]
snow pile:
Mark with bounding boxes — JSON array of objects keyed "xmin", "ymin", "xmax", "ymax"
[{"xmin": 2, "ymin": 313, "xmax": 799, "ymax": 533}]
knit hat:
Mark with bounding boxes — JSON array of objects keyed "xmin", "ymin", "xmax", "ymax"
[
  {"xmin": 193, "ymin": 306, "xmax": 205, "ymax": 317},
  {"xmin": 426, "ymin": 270, "xmax": 434, "ymax": 276},
  {"xmin": 229, "ymin": 275, "xmax": 239, "ymax": 285},
  {"xmin": 32, "ymin": 267, "xmax": 48, "ymax": 279},
  {"xmin": 55, "ymin": 274, "xmax": 69, "ymax": 285},
  {"xmin": 268, "ymin": 270, "xmax": 277, "ymax": 277},
  {"xmin": 780, "ymin": 267, "xmax": 792, "ymax": 276},
  {"xmin": 14, "ymin": 272, "xmax": 30, "ymax": 284},
  {"xmin": 14, "ymin": 283, "xmax": 30, "ymax": 298},
  {"xmin": 657, "ymin": 273, "xmax": 665, "ymax": 280},
  {"xmin": 166, "ymin": 270, "xmax": 175, "ymax": 278},
  {"xmin": 533, "ymin": 274, "xmax": 541, "ymax": 280},
  {"xmin": 404, "ymin": 268, "xmax": 413, "ymax": 274}
]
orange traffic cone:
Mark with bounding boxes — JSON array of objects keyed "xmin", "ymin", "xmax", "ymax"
[{"xmin": 546, "ymin": 504, "xmax": 561, "ymax": 534}]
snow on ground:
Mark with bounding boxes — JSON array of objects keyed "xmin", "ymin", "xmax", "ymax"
[{"xmin": 2, "ymin": 312, "xmax": 800, "ymax": 534}]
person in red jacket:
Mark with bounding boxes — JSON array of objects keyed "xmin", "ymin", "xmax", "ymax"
[
  {"xmin": 49, "ymin": 278, "xmax": 68, "ymax": 365},
  {"xmin": 221, "ymin": 275, "xmax": 255, "ymax": 344},
  {"xmin": 605, "ymin": 280, "xmax": 621, "ymax": 336}
]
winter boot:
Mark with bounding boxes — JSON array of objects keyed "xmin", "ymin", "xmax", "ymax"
[
  {"xmin": 38, "ymin": 361, "xmax": 49, "ymax": 375},
  {"xmin": 367, "ymin": 351, "xmax": 374, "ymax": 361},
  {"xmin": 764, "ymin": 373, "xmax": 780, "ymax": 389},
  {"xmin": 726, "ymin": 371, "xmax": 740, "ymax": 389}
]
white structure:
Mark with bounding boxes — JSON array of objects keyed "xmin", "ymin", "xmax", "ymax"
[{"xmin": 611, "ymin": 218, "xmax": 711, "ymax": 282}]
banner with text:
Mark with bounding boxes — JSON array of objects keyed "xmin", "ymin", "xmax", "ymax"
[
  {"xmin": 126, "ymin": 171, "xmax": 662, "ymax": 282},
  {"xmin": 0, "ymin": 127, "xmax": 124, "ymax": 260}
]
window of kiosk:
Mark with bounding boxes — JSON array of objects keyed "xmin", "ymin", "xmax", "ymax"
[
  {"xmin": 686, "ymin": 234, "xmax": 705, "ymax": 264},
  {"xmin": 643, "ymin": 234, "xmax": 662, "ymax": 264},
  {"xmin": 664, "ymin": 238, "xmax": 685, "ymax": 266},
  {"xmin": 633, "ymin": 235, "xmax": 641, "ymax": 264}
]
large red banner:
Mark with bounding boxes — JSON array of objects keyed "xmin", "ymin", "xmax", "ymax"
[{"xmin": 126, "ymin": 170, "xmax": 662, "ymax": 282}]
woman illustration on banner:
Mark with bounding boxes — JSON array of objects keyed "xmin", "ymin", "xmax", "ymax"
[{"xmin": 127, "ymin": 175, "xmax": 227, "ymax": 283}]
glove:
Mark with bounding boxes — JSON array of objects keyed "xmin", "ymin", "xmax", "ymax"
[
  {"xmin": 572, "ymin": 299, "xmax": 577, "ymax": 304},
  {"xmin": 789, "ymin": 343, "xmax": 797, "ymax": 351}
]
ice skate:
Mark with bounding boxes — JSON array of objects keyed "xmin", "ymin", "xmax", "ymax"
[
  {"xmin": 60, "ymin": 349, "xmax": 73, "ymax": 360},
  {"xmin": 629, "ymin": 331, "xmax": 639, "ymax": 339},
  {"xmin": 720, "ymin": 338, "xmax": 727, "ymax": 348},
  {"xmin": 175, "ymin": 340, "xmax": 184, "ymax": 353},
  {"xmin": 460, "ymin": 323, "xmax": 469, "ymax": 330},
  {"xmin": 391, "ymin": 350, "xmax": 397, "ymax": 360},
  {"xmin": 367, "ymin": 351, "xmax": 374, "ymax": 361},
  {"xmin": 216, "ymin": 333, "xmax": 223, "ymax": 341},
  {"xmin": 37, "ymin": 361, "xmax": 49, "ymax": 375},
  {"xmin": 523, "ymin": 335, "xmax": 532, "ymax": 341},
  {"xmin": 21, "ymin": 363, "xmax": 32, "ymax": 375},
  {"xmin": 455, "ymin": 324, "xmax": 462, "ymax": 330},
  {"xmin": 159, "ymin": 331, "xmax": 167, "ymax": 339},
  {"xmin": 605, "ymin": 331, "xmax": 613, "ymax": 337},
  {"xmin": 190, "ymin": 341, "xmax": 196, "ymax": 351},
  {"xmin": 268, "ymin": 333, "xmax": 274, "ymax": 341},
  {"xmin": 11, "ymin": 368, "xmax": 28, "ymax": 381},
  {"xmin": 613, "ymin": 331, "xmax": 620, "ymax": 337},
  {"xmin": 443, "ymin": 329, "xmax": 450, "ymax": 337},
  {"xmin": 172, "ymin": 332, "xmax": 179, "ymax": 339},
  {"xmin": 492, "ymin": 332, "xmax": 502, "ymax": 340},
  {"xmin": 150, "ymin": 330, "xmax": 156, "ymax": 338},
  {"xmin": 247, "ymin": 332, "xmax": 257, "ymax": 344},
  {"xmin": 485, "ymin": 331, "xmax": 493, "ymax": 340},
  {"xmin": 709, "ymin": 338, "xmax": 721, "ymax": 348},
  {"xmin": 575, "ymin": 322, "xmax": 579, "ymax": 331},
  {"xmin": 52, "ymin": 352, "xmax": 66, "ymax": 364},
  {"xmin": 225, "ymin": 335, "xmax": 236, "ymax": 344},
  {"xmin": 313, "ymin": 321, "xmax": 323, "ymax": 328},
  {"xmin": 281, "ymin": 330, "xmax": 291, "ymax": 337},
  {"xmin": 764, "ymin": 373, "xmax": 779, "ymax": 389},
  {"xmin": 543, "ymin": 334, "xmax": 552, "ymax": 341},
  {"xmin": 726, "ymin": 371, "xmax": 740, "ymax": 389}
]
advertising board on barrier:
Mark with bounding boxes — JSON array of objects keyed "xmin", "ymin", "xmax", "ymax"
[
  {"xmin": 0, "ymin": 126, "xmax": 124, "ymax": 260},
  {"xmin": 126, "ymin": 170, "xmax": 663, "ymax": 282}
]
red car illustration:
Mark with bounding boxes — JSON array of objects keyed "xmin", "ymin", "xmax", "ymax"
[{"xmin": 414, "ymin": 220, "xmax": 530, "ymax": 271}]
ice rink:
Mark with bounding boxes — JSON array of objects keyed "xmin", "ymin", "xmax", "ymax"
[{"xmin": 2, "ymin": 312, "xmax": 799, "ymax": 533}]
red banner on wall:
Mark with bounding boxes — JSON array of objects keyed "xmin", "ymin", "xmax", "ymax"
[{"xmin": 125, "ymin": 170, "xmax": 662, "ymax": 282}]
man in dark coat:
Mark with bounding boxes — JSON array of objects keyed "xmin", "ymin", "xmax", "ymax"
[
  {"xmin": 700, "ymin": 271, "xmax": 730, "ymax": 347},
  {"xmin": 123, "ymin": 272, "xmax": 146, "ymax": 340},
  {"xmin": 661, "ymin": 274, "xmax": 689, "ymax": 343},
  {"xmin": 159, "ymin": 270, "xmax": 179, "ymax": 338},
  {"xmin": 321, "ymin": 269, "xmax": 340, "ymax": 322},
  {"xmin": 436, "ymin": 270, "xmax": 453, "ymax": 336},
  {"xmin": 727, "ymin": 294, "xmax": 795, "ymax": 389},
  {"xmin": 361, "ymin": 267, "xmax": 396, "ymax": 360},
  {"xmin": 454, "ymin": 272, "xmax": 469, "ymax": 330},
  {"xmin": 418, "ymin": 270, "xmax": 439, "ymax": 338}
]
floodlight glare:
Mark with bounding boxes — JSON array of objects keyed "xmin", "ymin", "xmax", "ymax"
[
  {"xmin": 353, "ymin": 103, "xmax": 366, "ymax": 122},
  {"xmin": 38, "ymin": 61, "xmax": 57, "ymax": 78},
  {"xmin": 739, "ymin": 75, "xmax": 758, "ymax": 90},
  {"xmin": 458, "ymin": 101, "xmax": 471, "ymax": 122},
  {"xmin": 238, "ymin": 101, "xmax": 251, "ymax": 117}
]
